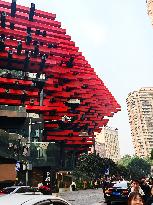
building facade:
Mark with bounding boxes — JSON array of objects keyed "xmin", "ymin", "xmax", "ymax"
[
  {"xmin": 147, "ymin": 0, "xmax": 153, "ymax": 25},
  {"xmin": 95, "ymin": 126, "xmax": 120, "ymax": 162},
  {"xmin": 126, "ymin": 88, "xmax": 153, "ymax": 158},
  {"xmin": 0, "ymin": 0, "xmax": 120, "ymax": 155},
  {"xmin": 0, "ymin": 0, "xmax": 120, "ymax": 187},
  {"xmin": 95, "ymin": 141, "xmax": 106, "ymax": 158}
]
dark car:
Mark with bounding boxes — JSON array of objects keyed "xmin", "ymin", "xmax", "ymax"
[{"xmin": 104, "ymin": 181, "xmax": 130, "ymax": 205}]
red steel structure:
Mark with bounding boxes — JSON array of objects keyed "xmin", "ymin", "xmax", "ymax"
[{"xmin": 0, "ymin": 0, "xmax": 121, "ymax": 153}]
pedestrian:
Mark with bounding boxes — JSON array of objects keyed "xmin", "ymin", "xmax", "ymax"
[
  {"xmin": 129, "ymin": 179, "xmax": 145, "ymax": 196},
  {"xmin": 102, "ymin": 178, "xmax": 110, "ymax": 198},
  {"xmin": 38, "ymin": 182, "xmax": 43, "ymax": 189},
  {"xmin": 83, "ymin": 180, "xmax": 87, "ymax": 189},
  {"xmin": 146, "ymin": 186, "xmax": 153, "ymax": 205},
  {"xmin": 128, "ymin": 192, "xmax": 144, "ymax": 205},
  {"xmin": 39, "ymin": 184, "xmax": 52, "ymax": 195},
  {"xmin": 149, "ymin": 177, "xmax": 153, "ymax": 186},
  {"xmin": 71, "ymin": 181, "xmax": 76, "ymax": 191},
  {"xmin": 140, "ymin": 178, "xmax": 151, "ymax": 202},
  {"xmin": 94, "ymin": 180, "xmax": 98, "ymax": 189}
]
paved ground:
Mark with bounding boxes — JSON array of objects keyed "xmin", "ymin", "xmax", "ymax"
[{"xmin": 59, "ymin": 189, "xmax": 106, "ymax": 205}]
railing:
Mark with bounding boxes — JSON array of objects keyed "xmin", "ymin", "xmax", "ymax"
[{"xmin": 0, "ymin": 105, "xmax": 26, "ymax": 112}]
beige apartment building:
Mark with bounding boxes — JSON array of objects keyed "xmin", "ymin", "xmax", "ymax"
[
  {"xmin": 94, "ymin": 126, "xmax": 120, "ymax": 162},
  {"xmin": 126, "ymin": 88, "xmax": 153, "ymax": 158},
  {"xmin": 94, "ymin": 141, "xmax": 106, "ymax": 158},
  {"xmin": 147, "ymin": 0, "xmax": 153, "ymax": 25}
]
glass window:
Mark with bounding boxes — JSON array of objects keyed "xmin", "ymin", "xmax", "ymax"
[
  {"xmin": 113, "ymin": 181, "xmax": 128, "ymax": 188},
  {"xmin": 34, "ymin": 200, "xmax": 53, "ymax": 205},
  {"xmin": 53, "ymin": 201, "xmax": 69, "ymax": 205},
  {"xmin": 16, "ymin": 187, "xmax": 30, "ymax": 193},
  {"xmin": 3, "ymin": 187, "xmax": 16, "ymax": 194}
]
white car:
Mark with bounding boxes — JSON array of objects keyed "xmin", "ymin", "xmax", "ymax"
[
  {"xmin": 0, "ymin": 186, "xmax": 41, "ymax": 195},
  {"xmin": 0, "ymin": 194, "xmax": 71, "ymax": 205}
]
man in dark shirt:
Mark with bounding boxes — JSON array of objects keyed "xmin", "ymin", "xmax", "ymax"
[{"xmin": 140, "ymin": 178, "xmax": 151, "ymax": 202}]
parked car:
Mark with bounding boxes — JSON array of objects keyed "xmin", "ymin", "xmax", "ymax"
[
  {"xmin": 104, "ymin": 181, "xmax": 130, "ymax": 205},
  {"xmin": 0, "ymin": 194, "xmax": 71, "ymax": 205},
  {"xmin": 0, "ymin": 186, "xmax": 42, "ymax": 195}
]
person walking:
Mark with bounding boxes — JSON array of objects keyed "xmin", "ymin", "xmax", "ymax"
[
  {"xmin": 140, "ymin": 178, "xmax": 151, "ymax": 202},
  {"xmin": 71, "ymin": 181, "xmax": 76, "ymax": 191},
  {"xmin": 146, "ymin": 186, "xmax": 153, "ymax": 205},
  {"xmin": 94, "ymin": 180, "xmax": 98, "ymax": 189},
  {"xmin": 128, "ymin": 192, "xmax": 144, "ymax": 205},
  {"xmin": 129, "ymin": 179, "xmax": 145, "ymax": 196},
  {"xmin": 102, "ymin": 178, "xmax": 110, "ymax": 198},
  {"xmin": 83, "ymin": 180, "xmax": 87, "ymax": 189}
]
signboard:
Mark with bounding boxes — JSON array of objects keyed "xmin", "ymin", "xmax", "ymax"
[
  {"xmin": 105, "ymin": 168, "xmax": 109, "ymax": 176},
  {"xmin": 45, "ymin": 172, "xmax": 51, "ymax": 182},
  {"xmin": 15, "ymin": 161, "xmax": 20, "ymax": 172},
  {"xmin": 27, "ymin": 163, "xmax": 32, "ymax": 170}
]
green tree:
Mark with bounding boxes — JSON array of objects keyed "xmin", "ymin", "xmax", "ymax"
[
  {"xmin": 127, "ymin": 157, "xmax": 151, "ymax": 179},
  {"xmin": 73, "ymin": 153, "xmax": 119, "ymax": 181},
  {"xmin": 117, "ymin": 164, "xmax": 130, "ymax": 179},
  {"xmin": 118, "ymin": 155, "xmax": 132, "ymax": 168}
]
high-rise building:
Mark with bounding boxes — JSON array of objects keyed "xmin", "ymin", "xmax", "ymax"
[
  {"xmin": 94, "ymin": 141, "xmax": 106, "ymax": 158},
  {"xmin": 147, "ymin": 0, "xmax": 153, "ymax": 25},
  {"xmin": 126, "ymin": 88, "xmax": 153, "ymax": 158},
  {"xmin": 95, "ymin": 126, "xmax": 120, "ymax": 162}
]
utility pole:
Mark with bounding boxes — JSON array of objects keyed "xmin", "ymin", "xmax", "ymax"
[
  {"xmin": 25, "ymin": 169, "xmax": 28, "ymax": 186},
  {"xmin": 25, "ymin": 162, "xmax": 32, "ymax": 186},
  {"xmin": 28, "ymin": 116, "xmax": 32, "ymax": 143}
]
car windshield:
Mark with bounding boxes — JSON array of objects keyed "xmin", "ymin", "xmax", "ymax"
[
  {"xmin": 3, "ymin": 187, "xmax": 16, "ymax": 194},
  {"xmin": 113, "ymin": 181, "xmax": 128, "ymax": 188}
]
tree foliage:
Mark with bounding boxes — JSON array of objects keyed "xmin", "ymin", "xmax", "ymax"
[
  {"xmin": 118, "ymin": 155, "xmax": 151, "ymax": 179},
  {"xmin": 118, "ymin": 155, "xmax": 132, "ymax": 168},
  {"xmin": 73, "ymin": 153, "xmax": 119, "ymax": 180},
  {"xmin": 117, "ymin": 164, "xmax": 130, "ymax": 179},
  {"xmin": 127, "ymin": 157, "xmax": 151, "ymax": 179},
  {"xmin": 73, "ymin": 153, "xmax": 151, "ymax": 181}
]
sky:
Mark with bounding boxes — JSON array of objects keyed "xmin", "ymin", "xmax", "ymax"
[{"xmin": 5, "ymin": 0, "xmax": 153, "ymax": 156}]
